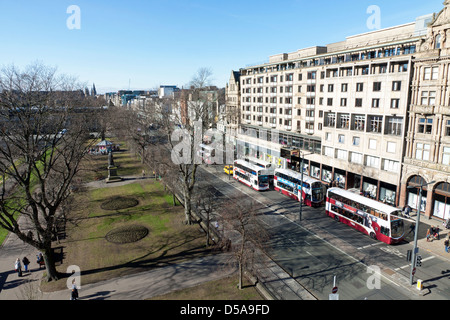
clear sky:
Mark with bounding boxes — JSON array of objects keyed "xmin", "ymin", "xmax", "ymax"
[{"xmin": 0, "ymin": 0, "xmax": 445, "ymax": 93}]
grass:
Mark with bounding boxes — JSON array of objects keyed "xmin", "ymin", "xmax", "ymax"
[
  {"xmin": 27, "ymin": 139, "xmax": 265, "ymax": 300},
  {"xmin": 40, "ymin": 140, "xmax": 213, "ymax": 293}
]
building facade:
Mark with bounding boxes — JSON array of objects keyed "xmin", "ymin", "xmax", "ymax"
[
  {"xmin": 226, "ymin": 2, "xmax": 450, "ymax": 220},
  {"xmin": 401, "ymin": 1, "xmax": 450, "ymax": 220}
]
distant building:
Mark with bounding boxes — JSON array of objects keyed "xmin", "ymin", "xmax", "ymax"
[{"xmin": 158, "ymin": 85, "xmax": 180, "ymax": 99}]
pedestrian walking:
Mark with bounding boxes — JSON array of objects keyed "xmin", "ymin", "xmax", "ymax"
[
  {"xmin": 36, "ymin": 252, "xmax": 44, "ymax": 268},
  {"xmin": 14, "ymin": 258, "xmax": 22, "ymax": 277},
  {"xmin": 22, "ymin": 256, "xmax": 30, "ymax": 273},
  {"xmin": 444, "ymin": 235, "xmax": 449, "ymax": 253},
  {"xmin": 402, "ymin": 205, "xmax": 411, "ymax": 218},
  {"xmin": 70, "ymin": 283, "xmax": 79, "ymax": 300}
]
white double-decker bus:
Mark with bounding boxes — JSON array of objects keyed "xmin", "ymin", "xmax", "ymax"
[
  {"xmin": 274, "ymin": 168, "xmax": 325, "ymax": 207},
  {"xmin": 326, "ymin": 188, "xmax": 405, "ymax": 245},
  {"xmin": 233, "ymin": 159, "xmax": 270, "ymax": 191},
  {"xmin": 246, "ymin": 156, "xmax": 274, "ymax": 183}
]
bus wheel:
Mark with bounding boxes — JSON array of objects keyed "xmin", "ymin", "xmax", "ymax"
[
  {"xmin": 334, "ymin": 215, "xmax": 340, "ymax": 222},
  {"xmin": 370, "ymin": 232, "xmax": 377, "ymax": 240}
]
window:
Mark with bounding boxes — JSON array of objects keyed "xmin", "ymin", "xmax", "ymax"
[
  {"xmin": 386, "ymin": 117, "xmax": 403, "ymax": 135},
  {"xmin": 327, "ymin": 98, "xmax": 333, "ymax": 106},
  {"xmin": 340, "ymin": 98, "xmax": 347, "ymax": 107},
  {"xmin": 416, "ymin": 143, "xmax": 430, "ymax": 161},
  {"xmin": 421, "ymin": 91, "xmax": 436, "ymax": 105},
  {"xmin": 341, "ymin": 83, "xmax": 348, "ymax": 92},
  {"xmin": 328, "ymin": 84, "xmax": 334, "ymax": 92},
  {"xmin": 446, "ymin": 120, "xmax": 450, "ymax": 136},
  {"xmin": 418, "ymin": 118, "xmax": 433, "ymax": 134},
  {"xmin": 392, "ymin": 81, "xmax": 401, "ymax": 91},
  {"xmin": 369, "ymin": 116, "xmax": 383, "ymax": 133},
  {"xmin": 352, "ymin": 136, "xmax": 360, "ymax": 146},
  {"xmin": 372, "ymin": 98, "xmax": 380, "ymax": 108},
  {"xmin": 325, "ymin": 113, "xmax": 336, "ymax": 127},
  {"xmin": 432, "ymin": 66, "xmax": 439, "ymax": 80},
  {"xmin": 424, "ymin": 67, "xmax": 431, "ymax": 80},
  {"xmin": 369, "ymin": 139, "xmax": 377, "ymax": 150},
  {"xmin": 366, "ymin": 155, "xmax": 380, "ymax": 168},
  {"xmin": 353, "ymin": 115, "xmax": 365, "ymax": 131},
  {"xmin": 325, "ymin": 132, "xmax": 332, "ymax": 141},
  {"xmin": 307, "ymin": 85, "xmax": 316, "ymax": 92},
  {"xmin": 383, "ymin": 159, "xmax": 399, "ymax": 172},
  {"xmin": 350, "ymin": 152, "xmax": 363, "ymax": 164},
  {"xmin": 307, "ymin": 71, "xmax": 316, "ymax": 80},
  {"xmin": 436, "ymin": 34, "xmax": 441, "ymax": 49},
  {"xmin": 324, "ymin": 146, "xmax": 334, "ymax": 157},
  {"xmin": 336, "ymin": 149, "xmax": 348, "ymax": 160},
  {"xmin": 338, "ymin": 114, "xmax": 350, "ymax": 129},
  {"xmin": 338, "ymin": 134, "xmax": 345, "ymax": 144},
  {"xmin": 387, "ymin": 142, "xmax": 396, "ymax": 153},
  {"xmin": 373, "ymin": 82, "xmax": 381, "ymax": 92},
  {"xmin": 391, "ymin": 99, "xmax": 400, "ymax": 109},
  {"xmin": 355, "ymin": 98, "xmax": 363, "ymax": 107},
  {"xmin": 443, "ymin": 147, "xmax": 450, "ymax": 165},
  {"xmin": 356, "ymin": 83, "xmax": 364, "ymax": 92}
]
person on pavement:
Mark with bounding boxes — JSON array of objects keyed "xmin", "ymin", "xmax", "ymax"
[{"xmin": 14, "ymin": 258, "xmax": 22, "ymax": 277}]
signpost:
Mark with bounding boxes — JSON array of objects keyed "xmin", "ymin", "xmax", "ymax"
[{"xmin": 329, "ymin": 276, "xmax": 339, "ymax": 300}]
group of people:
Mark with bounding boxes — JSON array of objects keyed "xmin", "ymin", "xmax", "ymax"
[
  {"xmin": 14, "ymin": 253, "xmax": 44, "ymax": 277},
  {"xmin": 425, "ymin": 225, "xmax": 450, "ymax": 254},
  {"xmin": 14, "ymin": 254, "xmax": 79, "ymax": 300},
  {"xmin": 426, "ymin": 226, "xmax": 440, "ymax": 242},
  {"xmin": 14, "ymin": 256, "xmax": 30, "ymax": 277}
]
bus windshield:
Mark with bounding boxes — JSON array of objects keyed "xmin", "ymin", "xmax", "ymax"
[
  {"xmin": 259, "ymin": 175, "xmax": 269, "ymax": 184},
  {"xmin": 391, "ymin": 218, "xmax": 404, "ymax": 239}
]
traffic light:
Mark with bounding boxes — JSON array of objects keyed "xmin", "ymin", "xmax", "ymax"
[{"xmin": 415, "ymin": 255, "xmax": 422, "ymax": 267}]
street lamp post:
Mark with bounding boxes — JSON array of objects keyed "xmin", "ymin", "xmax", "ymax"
[
  {"xmin": 299, "ymin": 155, "xmax": 304, "ymax": 222},
  {"xmin": 407, "ymin": 180, "xmax": 434, "ymax": 285},
  {"xmin": 299, "ymin": 151, "xmax": 312, "ymax": 222}
]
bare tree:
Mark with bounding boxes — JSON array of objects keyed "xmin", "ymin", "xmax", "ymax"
[
  {"xmin": 219, "ymin": 194, "xmax": 269, "ymax": 290},
  {"xmin": 146, "ymin": 69, "xmax": 220, "ymax": 225},
  {"xmin": 194, "ymin": 184, "xmax": 221, "ymax": 247},
  {"xmin": 0, "ymin": 62, "xmax": 97, "ymax": 281}
]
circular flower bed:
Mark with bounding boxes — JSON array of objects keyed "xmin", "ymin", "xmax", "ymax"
[
  {"xmin": 105, "ymin": 225, "xmax": 149, "ymax": 244},
  {"xmin": 100, "ymin": 197, "xmax": 139, "ymax": 211}
]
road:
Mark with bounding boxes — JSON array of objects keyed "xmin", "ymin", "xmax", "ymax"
[{"xmin": 198, "ymin": 165, "xmax": 450, "ymax": 300}]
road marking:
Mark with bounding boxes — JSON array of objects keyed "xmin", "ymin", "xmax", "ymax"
[{"xmin": 357, "ymin": 242, "xmax": 384, "ymax": 250}]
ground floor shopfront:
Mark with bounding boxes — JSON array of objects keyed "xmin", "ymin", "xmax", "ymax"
[
  {"xmin": 236, "ymin": 136, "xmax": 400, "ymax": 207},
  {"xmin": 289, "ymin": 157, "xmax": 399, "ymax": 207},
  {"xmin": 400, "ymin": 174, "xmax": 450, "ymax": 221}
]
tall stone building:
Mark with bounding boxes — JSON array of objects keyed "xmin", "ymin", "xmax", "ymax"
[
  {"xmin": 401, "ymin": 1, "xmax": 450, "ymax": 220},
  {"xmin": 224, "ymin": 1, "xmax": 450, "ymax": 221}
]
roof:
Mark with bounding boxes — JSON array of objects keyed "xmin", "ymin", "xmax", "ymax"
[{"xmin": 96, "ymin": 140, "xmax": 113, "ymax": 146}]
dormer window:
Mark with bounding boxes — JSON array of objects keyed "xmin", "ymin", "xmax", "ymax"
[{"xmin": 436, "ymin": 34, "xmax": 442, "ymax": 49}]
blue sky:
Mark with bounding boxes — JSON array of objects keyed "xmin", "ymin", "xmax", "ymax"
[{"xmin": 0, "ymin": 0, "xmax": 445, "ymax": 93}]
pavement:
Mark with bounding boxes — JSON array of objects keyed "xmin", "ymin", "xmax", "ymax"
[{"xmin": 0, "ymin": 173, "xmax": 448, "ymax": 301}]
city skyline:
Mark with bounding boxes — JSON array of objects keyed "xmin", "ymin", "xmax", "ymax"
[{"xmin": 0, "ymin": 0, "xmax": 445, "ymax": 93}]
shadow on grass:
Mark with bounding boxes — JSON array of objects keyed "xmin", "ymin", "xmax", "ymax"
[{"xmin": 49, "ymin": 232, "xmax": 217, "ymax": 289}]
